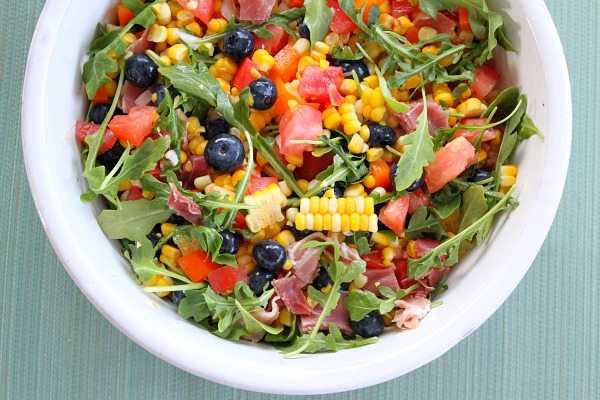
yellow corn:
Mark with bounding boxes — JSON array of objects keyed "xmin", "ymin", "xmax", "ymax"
[
  {"xmin": 366, "ymin": 147, "xmax": 384, "ymax": 162},
  {"xmin": 159, "ymin": 244, "xmax": 182, "ymax": 269},
  {"xmin": 275, "ymin": 230, "xmax": 296, "ymax": 247},
  {"xmin": 245, "ymin": 184, "xmax": 287, "ymax": 233},
  {"xmin": 400, "ymin": 75, "xmax": 422, "ymax": 90},
  {"xmin": 185, "ymin": 22, "xmax": 203, "ymax": 37},
  {"xmin": 252, "ymin": 49, "xmax": 275, "ymax": 72},
  {"xmin": 206, "ymin": 18, "xmax": 228, "ymax": 35},
  {"xmin": 152, "ymin": 3, "xmax": 172, "ymax": 25},
  {"xmin": 340, "ymin": 79, "xmax": 359, "ymax": 96},
  {"xmin": 456, "ymin": 97, "xmax": 484, "ymax": 118},
  {"xmin": 406, "ymin": 240, "xmax": 418, "ymax": 259},
  {"xmin": 322, "ymin": 107, "xmax": 342, "ymax": 130},
  {"xmin": 338, "ymin": 102, "xmax": 362, "ymax": 135},
  {"xmin": 166, "ymin": 27, "xmax": 181, "ymax": 45},
  {"xmin": 209, "ymin": 56, "xmax": 238, "ymax": 82},
  {"xmin": 382, "ymin": 247, "xmax": 395, "ymax": 267},
  {"xmin": 348, "ymin": 134, "xmax": 367, "ymax": 154},
  {"xmin": 345, "ymin": 183, "xmax": 365, "ymax": 197},
  {"xmin": 433, "ymin": 83, "xmax": 454, "ymax": 107},
  {"xmin": 324, "ymin": 32, "xmax": 341, "ymax": 47},
  {"xmin": 418, "ymin": 26, "xmax": 438, "ymax": 41},
  {"xmin": 363, "ymin": 174, "xmax": 377, "ymax": 188},
  {"xmin": 167, "ymin": 43, "xmax": 189, "ymax": 64},
  {"xmin": 393, "ymin": 16, "xmax": 414, "ymax": 35},
  {"xmin": 193, "ymin": 175, "xmax": 212, "ymax": 191},
  {"xmin": 500, "ymin": 165, "xmax": 518, "ymax": 188},
  {"xmin": 250, "ymin": 109, "xmax": 276, "ymax": 131}
]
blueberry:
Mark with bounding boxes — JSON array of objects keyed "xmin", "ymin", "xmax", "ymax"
[
  {"xmin": 350, "ymin": 311, "xmax": 384, "ymax": 338},
  {"xmin": 319, "ymin": 184, "xmax": 344, "ymax": 198},
  {"xmin": 291, "ymin": 226, "xmax": 314, "ymax": 239},
  {"xmin": 97, "ymin": 142, "xmax": 125, "ymax": 171},
  {"xmin": 312, "ymin": 267, "xmax": 333, "ymax": 290},
  {"xmin": 203, "ymin": 116, "xmax": 230, "ymax": 139},
  {"xmin": 330, "ymin": 59, "xmax": 370, "ymax": 81},
  {"xmin": 406, "ymin": 173, "xmax": 425, "ymax": 192},
  {"xmin": 368, "ymin": 123, "xmax": 396, "ymax": 147},
  {"xmin": 147, "ymin": 224, "xmax": 162, "ymax": 247},
  {"xmin": 249, "ymin": 77, "xmax": 278, "ymax": 110},
  {"xmin": 204, "ymin": 134, "xmax": 245, "ymax": 172},
  {"xmin": 166, "ymin": 214, "xmax": 186, "ymax": 225},
  {"xmin": 390, "ymin": 163, "xmax": 397, "ymax": 185},
  {"xmin": 252, "ymin": 240, "xmax": 287, "ymax": 272},
  {"xmin": 223, "ymin": 28, "xmax": 255, "ymax": 62},
  {"xmin": 89, "ymin": 103, "xmax": 111, "ymax": 124},
  {"xmin": 219, "ymin": 230, "xmax": 241, "ymax": 255},
  {"xmin": 154, "ymin": 84, "xmax": 180, "ymax": 106},
  {"xmin": 125, "ymin": 54, "xmax": 158, "ymax": 88},
  {"xmin": 298, "ymin": 23, "xmax": 310, "ymax": 39},
  {"xmin": 171, "ymin": 291, "xmax": 186, "ymax": 306},
  {"xmin": 468, "ymin": 169, "xmax": 492, "ymax": 183},
  {"xmin": 248, "ymin": 268, "xmax": 276, "ymax": 296}
]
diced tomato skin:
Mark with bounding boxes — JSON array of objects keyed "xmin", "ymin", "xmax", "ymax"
[
  {"xmin": 470, "ymin": 66, "xmax": 500, "ymax": 100},
  {"xmin": 207, "ymin": 266, "xmax": 248, "ymax": 294},
  {"xmin": 233, "ymin": 211, "xmax": 248, "ymax": 229},
  {"xmin": 126, "ymin": 186, "xmax": 143, "ymax": 200},
  {"xmin": 393, "ymin": 258, "xmax": 408, "ymax": 283},
  {"xmin": 407, "ymin": 189, "xmax": 431, "ymax": 215},
  {"xmin": 294, "ymin": 151, "xmax": 334, "ymax": 181},
  {"xmin": 369, "ymin": 159, "xmax": 393, "ymax": 191},
  {"xmin": 272, "ymin": 45, "xmax": 301, "ymax": 82},
  {"xmin": 254, "ymin": 25, "xmax": 289, "ymax": 54},
  {"xmin": 288, "ymin": 0, "xmax": 305, "ymax": 6},
  {"xmin": 177, "ymin": 250, "xmax": 220, "ymax": 283},
  {"xmin": 362, "ymin": 251, "xmax": 388, "ymax": 269},
  {"xmin": 279, "ymin": 105, "xmax": 323, "ymax": 156},
  {"xmin": 232, "ymin": 58, "xmax": 261, "ymax": 90},
  {"xmin": 75, "ymin": 121, "xmax": 117, "ymax": 154},
  {"xmin": 108, "ymin": 106, "xmax": 157, "ymax": 147},
  {"xmin": 379, "ymin": 195, "xmax": 410, "ymax": 236},
  {"xmin": 247, "ymin": 176, "xmax": 279, "ymax": 194},
  {"xmin": 298, "ymin": 66, "xmax": 343, "ymax": 105},
  {"xmin": 117, "ymin": 4, "xmax": 135, "ymax": 26},
  {"xmin": 457, "ymin": 7, "xmax": 471, "ymax": 31},
  {"xmin": 404, "ymin": 26, "xmax": 420, "ymax": 44},
  {"xmin": 424, "ymin": 136, "xmax": 477, "ymax": 193},
  {"xmin": 176, "ymin": 0, "xmax": 214, "ymax": 24},
  {"xmin": 328, "ymin": 0, "xmax": 359, "ymax": 34},
  {"xmin": 391, "ymin": 0, "xmax": 417, "ymax": 18}
]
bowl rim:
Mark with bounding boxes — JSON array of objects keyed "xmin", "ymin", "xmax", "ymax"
[{"xmin": 21, "ymin": 0, "xmax": 571, "ymax": 394}]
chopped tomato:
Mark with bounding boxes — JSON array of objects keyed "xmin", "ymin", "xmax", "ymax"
[
  {"xmin": 470, "ymin": 65, "xmax": 500, "ymax": 100},
  {"xmin": 294, "ymin": 151, "xmax": 334, "ymax": 181},
  {"xmin": 247, "ymin": 176, "xmax": 279, "ymax": 194},
  {"xmin": 254, "ymin": 25, "xmax": 289, "ymax": 54},
  {"xmin": 369, "ymin": 159, "xmax": 393, "ymax": 191},
  {"xmin": 176, "ymin": 0, "xmax": 214, "ymax": 24},
  {"xmin": 279, "ymin": 105, "xmax": 323, "ymax": 156},
  {"xmin": 108, "ymin": 106, "xmax": 157, "ymax": 147},
  {"xmin": 272, "ymin": 44, "xmax": 301, "ymax": 82},
  {"xmin": 362, "ymin": 251, "xmax": 388, "ymax": 269},
  {"xmin": 391, "ymin": 0, "xmax": 417, "ymax": 18},
  {"xmin": 271, "ymin": 75, "xmax": 304, "ymax": 115},
  {"xmin": 407, "ymin": 188, "xmax": 431, "ymax": 214},
  {"xmin": 452, "ymin": 118, "xmax": 496, "ymax": 143},
  {"xmin": 404, "ymin": 26, "xmax": 420, "ymax": 44},
  {"xmin": 457, "ymin": 7, "xmax": 471, "ymax": 31},
  {"xmin": 424, "ymin": 136, "xmax": 477, "ymax": 193},
  {"xmin": 379, "ymin": 195, "xmax": 410, "ymax": 236},
  {"xmin": 233, "ymin": 211, "xmax": 248, "ymax": 229},
  {"xmin": 177, "ymin": 249, "xmax": 220, "ymax": 283},
  {"xmin": 328, "ymin": 0, "xmax": 359, "ymax": 34},
  {"xmin": 92, "ymin": 85, "xmax": 111, "ymax": 105},
  {"xmin": 287, "ymin": 0, "xmax": 305, "ymax": 7},
  {"xmin": 207, "ymin": 266, "xmax": 248, "ymax": 294},
  {"xmin": 75, "ymin": 121, "xmax": 117, "ymax": 154},
  {"xmin": 298, "ymin": 66, "xmax": 343, "ymax": 105},
  {"xmin": 126, "ymin": 186, "xmax": 143, "ymax": 200},
  {"xmin": 117, "ymin": 4, "xmax": 135, "ymax": 26},
  {"xmin": 232, "ymin": 58, "xmax": 261, "ymax": 90},
  {"xmin": 393, "ymin": 258, "xmax": 408, "ymax": 283}
]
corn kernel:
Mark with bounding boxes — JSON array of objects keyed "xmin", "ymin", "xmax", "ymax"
[
  {"xmin": 336, "ymin": 198, "xmax": 346, "ymax": 214},
  {"xmin": 309, "ymin": 196, "xmax": 319, "ymax": 214},
  {"xmin": 193, "ymin": 175, "xmax": 212, "ymax": 191},
  {"xmin": 501, "ymin": 165, "xmax": 518, "ymax": 176},
  {"xmin": 500, "ymin": 175, "xmax": 516, "ymax": 187},
  {"xmin": 167, "ymin": 43, "xmax": 189, "ymax": 63},
  {"xmin": 365, "ymin": 196, "xmax": 375, "ymax": 215},
  {"xmin": 345, "ymin": 183, "xmax": 365, "ymax": 197},
  {"xmin": 363, "ymin": 174, "xmax": 376, "ymax": 188},
  {"xmin": 456, "ymin": 97, "xmax": 484, "ymax": 118},
  {"xmin": 161, "ymin": 222, "xmax": 176, "ymax": 237},
  {"xmin": 300, "ymin": 197, "xmax": 310, "ymax": 214},
  {"xmin": 166, "ymin": 28, "xmax": 180, "ymax": 45},
  {"xmin": 275, "ymin": 230, "xmax": 295, "ymax": 247},
  {"xmin": 368, "ymin": 214, "xmax": 378, "ymax": 233},
  {"xmin": 331, "ymin": 213, "xmax": 342, "ymax": 232},
  {"xmin": 355, "ymin": 196, "xmax": 365, "ymax": 213},
  {"xmin": 406, "ymin": 240, "xmax": 418, "ymax": 258},
  {"xmin": 345, "ymin": 197, "xmax": 356, "ymax": 214},
  {"xmin": 348, "ymin": 134, "xmax": 366, "ymax": 154},
  {"xmin": 152, "ymin": 3, "xmax": 172, "ymax": 25}
]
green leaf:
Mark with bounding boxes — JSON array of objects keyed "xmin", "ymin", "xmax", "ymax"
[
  {"xmin": 97, "ymin": 199, "xmax": 171, "ymax": 240},
  {"xmin": 331, "ymin": 46, "xmax": 364, "ymax": 61},
  {"xmin": 82, "ymin": 52, "xmax": 118, "ymax": 100},
  {"xmin": 157, "ymin": 88, "xmax": 185, "ymax": 151},
  {"xmin": 122, "ymin": 0, "xmax": 146, "ymax": 13},
  {"xmin": 307, "ymin": 286, "xmax": 328, "ymax": 307},
  {"xmin": 405, "ymin": 206, "xmax": 447, "ymax": 240},
  {"xmin": 304, "ymin": 0, "xmax": 334, "ymax": 45},
  {"xmin": 346, "ymin": 232, "xmax": 372, "ymax": 255},
  {"xmin": 394, "ymin": 98, "xmax": 436, "ymax": 192},
  {"xmin": 178, "ymin": 289, "xmax": 211, "ymax": 322},
  {"xmin": 173, "ymin": 225, "xmax": 237, "ymax": 267},
  {"xmin": 282, "ymin": 324, "xmax": 377, "ymax": 355},
  {"xmin": 344, "ymin": 290, "xmax": 395, "ymax": 321},
  {"xmin": 235, "ymin": 300, "xmax": 284, "ymax": 335},
  {"xmin": 159, "ymin": 64, "xmax": 220, "ymax": 106},
  {"xmin": 458, "ymin": 185, "xmax": 488, "ymax": 232},
  {"xmin": 517, "ymin": 115, "xmax": 543, "ymax": 142}
]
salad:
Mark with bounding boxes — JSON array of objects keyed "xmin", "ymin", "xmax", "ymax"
[{"xmin": 76, "ymin": 0, "xmax": 540, "ymax": 356}]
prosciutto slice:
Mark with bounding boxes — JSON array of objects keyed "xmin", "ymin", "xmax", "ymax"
[
  {"xmin": 118, "ymin": 82, "xmax": 146, "ymax": 114},
  {"xmin": 238, "ymin": 0, "xmax": 275, "ymax": 24},
  {"xmin": 178, "ymin": 156, "xmax": 210, "ymax": 190},
  {"xmin": 272, "ymin": 276, "xmax": 314, "ymax": 315},
  {"xmin": 287, "ymin": 232, "xmax": 327, "ymax": 286},
  {"xmin": 392, "ymin": 295, "xmax": 431, "ymax": 329},
  {"xmin": 363, "ymin": 268, "xmax": 400, "ymax": 294},
  {"xmin": 129, "ymin": 29, "xmax": 152, "ymax": 54},
  {"xmin": 167, "ymin": 183, "xmax": 203, "ymax": 225},
  {"xmin": 298, "ymin": 292, "xmax": 352, "ymax": 333},
  {"xmin": 393, "ymin": 100, "xmax": 449, "ymax": 134}
]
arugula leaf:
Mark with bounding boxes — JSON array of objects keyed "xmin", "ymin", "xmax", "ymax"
[
  {"xmin": 156, "ymin": 88, "xmax": 185, "ymax": 152},
  {"xmin": 345, "ymin": 232, "xmax": 372, "ymax": 255},
  {"xmin": 405, "ymin": 206, "xmax": 447, "ymax": 240},
  {"xmin": 158, "ymin": 64, "xmax": 220, "ymax": 106},
  {"xmin": 458, "ymin": 185, "xmax": 488, "ymax": 232},
  {"xmin": 178, "ymin": 289, "xmax": 211, "ymax": 322},
  {"xmin": 344, "ymin": 285, "xmax": 420, "ymax": 321},
  {"xmin": 307, "ymin": 285, "xmax": 328, "ymax": 307},
  {"xmin": 122, "ymin": 0, "xmax": 145, "ymax": 13},
  {"xmin": 331, "ymin": 46, "xmax": 364, "ymax": 61},
  {"xmin": 304, "ymin": 0, "xmax": 334, "ymax": 45},
  {"xmin": 173, "ymin": 225, "xmax": 237, "ymax": 267},
  {"xmin": 408, "ymin": 186, "xmax": 516, "ymax": 279},
  {"xmin": 235, "ymin": 300, "xmax": 284, "ymax": 335},
  {"xmin": 98, "ymin": 199, "xmax": 171, "ymax": 241},
  {"xmin": 265, "ymin": 315, "xmax": 297, "ymax": 343},
  {"xmin": 393, "ymin": 95, "xmax": 436, "ymax": 192},
  {"xmin": 281, "ymin": 323, "xmax": 377, "ymax": 354}
]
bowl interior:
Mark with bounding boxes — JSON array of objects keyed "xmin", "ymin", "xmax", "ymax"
[{"xmin": 22, "ymin": 0, "xmax": 570, "ymax": 394}]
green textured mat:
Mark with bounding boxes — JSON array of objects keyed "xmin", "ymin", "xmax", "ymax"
[{"xmin": 1, "ymin": 1, "xmax": 597, "ymax": 399}]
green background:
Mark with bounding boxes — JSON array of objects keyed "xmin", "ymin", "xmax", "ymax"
[{"xmin": 2, "ymin": 1, "xmax": 597, "ymax": 399}]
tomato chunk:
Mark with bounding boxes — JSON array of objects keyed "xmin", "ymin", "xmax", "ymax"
[
  {"xmin": 294, "ymin": 151, "xmax": 334, "ymax": 181},
  {"xmin": 232, "ymin": 58, "xmax": 261, "ymax": 90},
  {"xmin": 424, "ymin": 136, "xmax": 477, "ymax": 193},
  {"xmin": 247, "ymin": 176, "xmax": 279, "ymax": 194},
  {"xmin": 369, "ymin": 159, "xmax": 393, "ymax": 191},
  {"xmin": 362, "ymin": 251, "xmax": 388, "ymax": 269},
  {"xmin": 272, "ymin": 44, "xmax": 301, "ymax": 82},
  {"xmin": 75, "ymin": 121, "xmax": 117, "ymax": 154},
  {"xmin": 254, "ymin": 25, "xmax": 289, "ymax": 54},
  {"xmin": 117, "ymin": 4, "xmax": 135, "ymax": 26},
  {"xmin": 298, "ymin": 66, "xmax": 343, "ymax": 105},
  {"xmin": 207, "ymin": 266, "xmax": 248, "ymax": 294},
  {"xmin": 391, "ymin": 0, "xmax": 417, "ymax": 18},
  {"xmin": 108, "ymin": 106, "xmax": 157, "ymax": 147},
  {"xmin": 176, "ymin": 0, "xmax": 214, "ymax": 24},
  {"xmin": 279, "ymin": 105, "xmax": 323, "ymax": 156},
  {"xmin": 379, "ymin": 195, "xmax": 410, "ymax": 236},
  {"xmin": 407, "ymin": 188, "xmax": 431, "ymax": 215},
  {"xmin": 470, "ymin": 65, "xmax": 500, "ymax": 100},
  {"xmin": 328, "ymin": 0, "xmax": 359, "ymax": 34},
  {"xmin": 177, "ymin": 250, "xmax": 220, "ymax": 283}
]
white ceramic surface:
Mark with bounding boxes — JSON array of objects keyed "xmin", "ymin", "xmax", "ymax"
[{"xmin": 22, "ymin": 0, "xmax": 570, "ymax": 395}]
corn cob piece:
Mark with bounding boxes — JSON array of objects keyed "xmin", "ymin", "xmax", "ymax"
[
  {"xmin": 289, "ymin": 196, "xmax": 378, "ymax": 233},
  {"xmin": 244, "ymin": 184, "xmax": 287, "ymax": 233}
]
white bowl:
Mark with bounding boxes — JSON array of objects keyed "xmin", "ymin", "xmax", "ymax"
[{"xmin": 22, "ymin": 0, "xmax": 570, "ymax": 395}]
